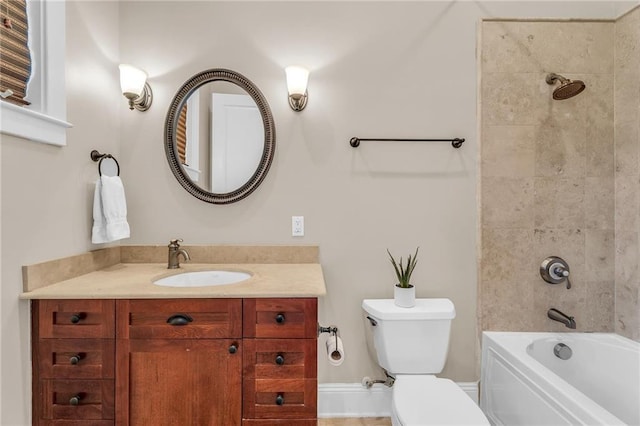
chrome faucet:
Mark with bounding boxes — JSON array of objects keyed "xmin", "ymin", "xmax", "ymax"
[
  {"xmin": 547, "ymin": 308, "xmax": 576, "ymax": 329},
  {"xmin": 167, "ymin": 239, "xmax": 190, "ymax": 269}
]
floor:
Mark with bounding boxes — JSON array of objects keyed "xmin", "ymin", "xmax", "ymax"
[{"xmin": 319, "ymin": 418, "xmax": 391, "ymax": 425}]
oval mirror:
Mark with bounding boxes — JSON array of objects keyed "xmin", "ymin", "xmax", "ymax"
[{"xmin": 165, "ymin": 69, "xmax": 275, "ymax": 204}]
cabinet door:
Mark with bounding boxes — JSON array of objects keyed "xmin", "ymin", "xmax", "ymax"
[{"xmin": 116, "ymin": 338, "xmax": 242, "ymax": 426}]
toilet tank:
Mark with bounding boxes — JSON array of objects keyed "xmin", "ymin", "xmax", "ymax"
[{"xmin": 362, "ymin": 298, "xmax": 455, "ymax": 375}]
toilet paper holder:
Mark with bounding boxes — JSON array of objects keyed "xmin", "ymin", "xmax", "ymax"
[
  {"xmin": 318, "ymin": 324, "xmax": 339, "ymax": 341},
  {"xmin": 318, "ymin": 324, "xmax": 340, "ymax": 352}
]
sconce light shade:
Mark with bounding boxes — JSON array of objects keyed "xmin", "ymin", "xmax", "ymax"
[
  {"xmin": 285, "ymin": 66, "xmax": 309, "ymax": 111},
  {"xmin": 119, "ymin": 64, "xmax": 153, "ymax": 111}
]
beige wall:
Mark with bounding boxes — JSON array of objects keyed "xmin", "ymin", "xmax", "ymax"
[
  {"xmin": 118, "ymin": 0, "xmax": 481, "ymax": 385},
  {"xmin": 0, "ymin": 1, "xmax": 635, "ymax": 423},
  {"xmin": 116, "ymin": 1, "xmax": 630, "ymax": 387},
  {"xmin": 480, "ymin": 12, "xmax": 640, "ymax": 341},
  {"xmin": 614, "ymin": 5, "xmax": 640, "ymax": 340},
  {"xmin": 0, "ymin": 2, "xmax": 120, "ymax": 424}
]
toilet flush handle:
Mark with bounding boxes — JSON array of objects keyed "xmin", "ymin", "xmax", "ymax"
[{"xmin": 366, "ymin": 316, "xmax": 377, "ymax": 326}]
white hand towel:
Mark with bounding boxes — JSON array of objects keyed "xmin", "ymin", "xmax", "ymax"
[
  {"xmin": 91, "ymin": 178, "xmax": 108, "ymax": 244},
  {"xmin": 91, "ymin": 175, "xmax": 130, "ymax": 243}
]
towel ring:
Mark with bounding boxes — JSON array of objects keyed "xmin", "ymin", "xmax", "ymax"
[{"xmin": 90, "ymin": 150, "xmax": 120, "ymax": 177}]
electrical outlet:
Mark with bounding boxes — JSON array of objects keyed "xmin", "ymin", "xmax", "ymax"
[{"xmin": 292, "ymin": 216, "xmax": 304, "ymax": 237}]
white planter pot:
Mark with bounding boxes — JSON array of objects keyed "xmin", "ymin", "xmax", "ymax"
[{"xmin": 394, "ymin": 285, "xmax": 415, "ymax": 308}]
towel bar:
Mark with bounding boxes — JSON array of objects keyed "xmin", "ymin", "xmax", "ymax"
[{"xmin": 349, "ymin": 137, "xmax": 465, "ymax": 149}]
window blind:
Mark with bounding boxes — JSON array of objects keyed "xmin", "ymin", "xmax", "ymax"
[
  {"xmin": 177, "ymin": 105, "xmax": 188, "ymax": 165},
  {"xmin": 0, "ymin": 0, "xmax": 31, "ymax": 106}
]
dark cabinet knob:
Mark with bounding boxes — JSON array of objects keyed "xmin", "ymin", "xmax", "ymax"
[
  {"xmin": 275, "ymin": 313, "xmax": 285, "ymax": 324},
  {"xmin": 275, "ymin": 354, "xmax": 285, "ymax": 365},
  {"xmin": 166, "ymin": 314, "xmax": 193, "ymax": 326},
  {"xmin": 275, "ymin": 393, "xmax": 284, "ymax": 406},
  {"xmin": 229, "ymin": 344, "xmax": 238, "ymax": 354},
  {"xmin": 69, "ymin": 354, "xmax": 82, "ymax": 365},
  {"xmin": 70, "ymin": 313, "xmax": 86, "ymax": 324},
  {"xmin": 69, "ymin": 394, "xmax": 82, "ymax": 406}
]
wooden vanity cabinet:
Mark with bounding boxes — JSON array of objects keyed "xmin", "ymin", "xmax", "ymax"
[
  {"xmin": 115, "ymin": 299, "xmax": 243, "ymax": 426},
  {"xmin": 32, "ymin": 297, "xmax": 318, "ymax": 426},
  {"xmin": 32, "ymin": 299, "xmax": 115, "ymax": 426}
]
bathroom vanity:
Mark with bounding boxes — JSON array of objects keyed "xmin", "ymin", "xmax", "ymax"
[{"xmin": 23, "ymin": 246, "xmax": 325, "ymax": 426}]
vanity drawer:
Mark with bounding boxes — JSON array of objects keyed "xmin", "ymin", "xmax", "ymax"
[
  {"xmin": 117, "ymin": 299, "xmax": 242, "ymax": 339},
  {"xmin": 243, "ymin": 299, "xmax": 317, "ymax": 339},
  {"xmin": 243, "ymin": 378, "xmax": 317, "ymax": 419},
  {"xmin": 244, "ymin": 339, "xmax": 316, "ymax": 380},
  {"xmin": 38, "ymin": 339, "xmax": 114, "ymax": 379},
  {"xmin": 38, "ymin": 379, "xmax": 114, "ymax": 421},
  {"xmin": 36, "ymin": 300, "xmax": 115, "ymax": 339}
]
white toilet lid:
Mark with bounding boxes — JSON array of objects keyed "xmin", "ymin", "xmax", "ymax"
[{"xmin": 393, "ymin": 376, "xmax": 490, "ymax": 426}]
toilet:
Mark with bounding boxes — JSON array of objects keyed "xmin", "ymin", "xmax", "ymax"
[{"xmin": 362, "ymin": 298, "xmax": 489, "ymax": 426}]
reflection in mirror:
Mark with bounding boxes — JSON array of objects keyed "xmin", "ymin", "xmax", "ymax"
[
  {"xmin": 165, "ymin": 69, "xmax": 275, "ymax": 204},
  {"xmin": 176, "ymin": 82, "xmax": 263, "ymax": 193}
]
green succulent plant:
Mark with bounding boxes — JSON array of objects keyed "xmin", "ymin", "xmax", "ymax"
[{"xmin": 387, "ymin": 247, "xmax": 419, "ymax": 288}]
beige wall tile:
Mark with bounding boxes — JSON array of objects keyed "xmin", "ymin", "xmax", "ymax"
[
  {"xmin": 585, "ymin": 177, "xmax": 615, "ymax": 229},
  {"xmin": 615, "ymin": 175, "xmax": 640, "ymax": 232},
  {"xmin": 616, "ymin": 281, "xmax": 640, "ymax": 339},
  {"xmin": 481, "ymin": 22, "xmax": 540, "ymax": 73},
  {"xmin": 615, "ymin": 231, "xmax": 638, "ymax": 288},
  {"xmin": 586, "ymin": 120, "xmax": 614, "ymax": 177},
  {"xmin": 534, "ymin": 118, "xmax": 586, "ymax": 177},
  {"xmin": 481, "ymin": 279, "xmax": 536, "ymax": 331},
  {"xmin": 583, "ymin": 280, "xmax": 615, "ymax": 332},
  {"xmin": 533, "ymin": 178, "xmax": 585, "ymax": 228},
  {"xmin": 482, "ymin": 73, "xmax": 544, "ymax": 126},
  {"xmin": 482, "ymin": 177, "xmax": 534, "ymax": 228},
  {"xmin": 582, "ymin": 73, "xmax": 615, "ymax": 124},
  {"xmin": 481, "ymin": 228, "xmax": 535, "ymax": 283},
  {"xmin": 526, "ymin": 22, "xmax": 614, "ymax": 75},
  {"xmin": 585, "ymin": 229, "xmax": 615, "ymax": 281},
  {"xmin": 622, "ymin": 130, "xmax": 640, "ymax": 170},
  {"xmin": 615, "ymin": 7, "xmax": 640, "ymax": 75},
  {"xmin": 482, "ymin": 126, "xmax": 535, "ymax": 177}
]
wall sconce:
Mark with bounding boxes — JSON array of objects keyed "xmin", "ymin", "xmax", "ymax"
[
  {"xmin": 285, "ymin": 66, "xmax": 309, "ymax": 111},
  {"xmin": 119, "ymin": 64, "xmax": 153, "ymax": 111}
]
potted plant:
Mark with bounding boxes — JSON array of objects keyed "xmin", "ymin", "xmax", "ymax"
[{"xmin": 387, "ymin": 247, "xmax": 419, "ymax": 308}]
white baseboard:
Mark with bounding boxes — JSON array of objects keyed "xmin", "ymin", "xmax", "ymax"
[{"xmin": 318, "ymin": 382, "xmax": 479, "ymax": 418}]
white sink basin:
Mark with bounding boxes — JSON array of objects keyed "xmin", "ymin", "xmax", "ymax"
[{"xmin": 153, "ymin": 270, "xmax": 251, "ymax": 287}]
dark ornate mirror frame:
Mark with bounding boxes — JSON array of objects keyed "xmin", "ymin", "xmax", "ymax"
[{"xmin": 164, "ymin": 68, "xmax": 276, "ymax": 204}]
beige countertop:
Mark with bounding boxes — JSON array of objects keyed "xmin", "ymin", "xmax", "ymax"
[{"xmin": 20, "ymin": 263, "xmax": 326, "ymax": 299}]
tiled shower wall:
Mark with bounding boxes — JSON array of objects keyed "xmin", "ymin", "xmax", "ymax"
[
  {"xmin": 614, "ymin": 7, "xmax": 640, "ymax": 341},
  {"xmin": 480, "ymin": 12, "xmax": 640, "ymax": 340},
  {"xmin": 479, "ymin": 20, "xmax": 616, "ymax": 333}
]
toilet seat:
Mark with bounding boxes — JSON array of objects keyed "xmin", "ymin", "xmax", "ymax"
[{"xmin": 392, "ymin": 375, "xmax": 490, "ymax": 426}]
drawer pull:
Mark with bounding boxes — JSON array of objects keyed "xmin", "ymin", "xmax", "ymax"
[
  {"xmin": 275, "ymin": 313, "xmax": 286, "ymax": 324},
  {"xmin": 275, "ymin": 393, "xmax": 284, "ymax": 406},
  {"xmin": 70, "ymin": 313, "xmax": 86, "ymax": 324},
  {"xmin": 275, "ymin": 354, "xmax": 285, "ymax": 365},
  {"xmin": 69, "ymin": 354, "xmax": 83, "ymax": 365},
  {"xmin": 69, "ymin": 394, "xmax": 83, "ymax": 406},
  {"xmin": 166, "ymin": 314, "xmax": 193, "ymax": 326},
  {"xmin": 228, "ymin": 343, "xmax": 238, "ymax": 354}
]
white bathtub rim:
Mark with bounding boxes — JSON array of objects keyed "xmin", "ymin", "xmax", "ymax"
[{"xmin": 482, "ymin": 332, "xmax": 632, "ymax": 425}]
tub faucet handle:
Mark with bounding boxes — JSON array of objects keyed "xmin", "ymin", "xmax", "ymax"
[{"xmin": 540, "ymin": 256, "xmax": 571, "ymax": 289}]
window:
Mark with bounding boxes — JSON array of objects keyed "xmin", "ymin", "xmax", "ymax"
[
  {"xmin": 0, "ymin": 0, "xmax": 71, "ymax": 146},
  {"xmin": 0, "ymin": 0, "xmax": 31, "ymax": 106}
]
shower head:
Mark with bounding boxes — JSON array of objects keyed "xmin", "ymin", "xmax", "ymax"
[{"xmin": 545, "ymin": 73, "xmax": 585, "ymax": 100}]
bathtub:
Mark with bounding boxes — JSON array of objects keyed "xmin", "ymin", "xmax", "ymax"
[{"xmin": 480, "ymin": 332, "xmax": 640, "ymax": 426}]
